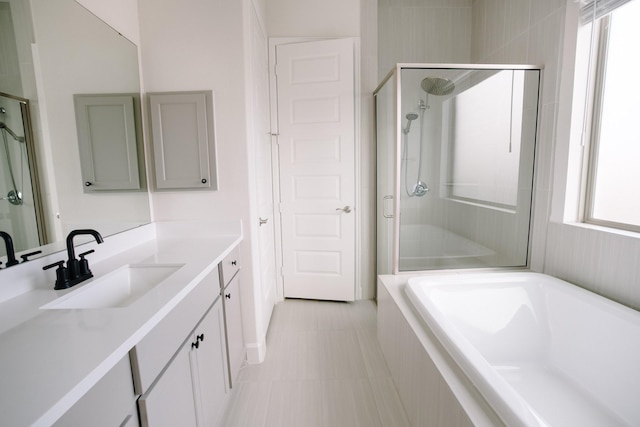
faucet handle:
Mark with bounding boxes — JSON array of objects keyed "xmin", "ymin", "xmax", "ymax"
[
  {"xmin": 43, "ymin": 260, "xmax": 70, "ymax": 290},
  {"xmin": 20, "ymin": 250, "xmax": 42, "ymax": 263},
  {"xmin": 78, "ymin": 250, "xmax": 95, "ymax": 278},
  {"xmin": 43, "ymin": 260, "xmax": 64, "ymax": 271}
]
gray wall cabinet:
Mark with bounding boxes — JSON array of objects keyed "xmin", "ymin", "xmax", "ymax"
[
  {"xmin": 148, "ymin": 91, "xmax": 218, "ymax": 191},
  {"xmin": 74, "ymin": 94, "xmax": 143, "ymax": 192}
]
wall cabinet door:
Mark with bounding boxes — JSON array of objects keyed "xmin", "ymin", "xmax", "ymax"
[
  {"xmin": 223, "ymin": 274, "xmax": 244, "ymax": 388},
  {"xmin": 149, "ymin": 91, "xmax": 217, "ymax": 190},
  {"xmin": 74, "ymin": 94, "xmax": 142, "ymax": 191}
]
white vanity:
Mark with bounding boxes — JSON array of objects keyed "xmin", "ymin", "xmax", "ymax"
[{"xmin": 0, "ymin": 221, "xmax": 244, "ymax": 427}]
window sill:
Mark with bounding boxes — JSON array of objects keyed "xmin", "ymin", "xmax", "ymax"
[{"xmin": 560, "ymin": 221, "xmax": 640, "ymax": 240}]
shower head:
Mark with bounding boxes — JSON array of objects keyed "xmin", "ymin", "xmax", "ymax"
[
  {"xmin": 403, "ymin": 112, "xmax": 419, "ymax": 134},
  {"xmin": 420, "ymin": 77, "xmax": 455, "ymax": 96}
]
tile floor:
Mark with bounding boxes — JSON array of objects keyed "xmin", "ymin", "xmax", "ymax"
[{"xmin": 219, "ymin": 299, "xmax": 411, "ymax": 426}]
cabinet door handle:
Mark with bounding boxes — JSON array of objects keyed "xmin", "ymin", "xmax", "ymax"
[
  {"xmin": 231, "ymin": 260, "xmax": 237, "ymax": 266},
  {"xmin": 225, "ymin": 293, "xmax": 231, "ymax": 299},
  {"xmin": 197, "ymin": 333, "xmax": 204, "ymax": 342},
  {"xmin": 191, "ymin": 340, "xmax": 200, "ymax": 349}
]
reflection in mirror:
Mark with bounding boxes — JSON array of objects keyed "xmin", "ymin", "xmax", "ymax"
[
  {"xmin": 0, "ymin": 0, "xmax": 150, "ymax": 264},
  {"xmin": 375, "ymin": 66, "xmax": 540, "ymax": 273},
  {"xmin": 0, "ymin": 93, "xmax": 45, "ymax": 258}
]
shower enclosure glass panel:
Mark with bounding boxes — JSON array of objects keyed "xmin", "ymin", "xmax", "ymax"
[
  {"xmin": 0, "ymin": 93, "xmax": 45, "ymax": 257},
  {"xmin": 376, "ymin": 65, "xmax": 540, "ymax": 273}
]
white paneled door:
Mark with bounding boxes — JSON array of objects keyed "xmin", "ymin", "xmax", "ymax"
[{"xmin": 275, "ymin": 38, "xmax": 356, "ymax": 301}]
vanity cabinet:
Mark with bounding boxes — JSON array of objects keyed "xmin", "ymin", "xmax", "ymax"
[
  {"xmin": 190, "ymin": 301, "xmax": 228, "ymax": 426},
  {"xmin": 53, "ymin": 355, "xmax": 138, "ymax": 427},
  {"xmin": 131, "ymin": 263, "xmax": 231, "ymax": 427},
  {"xmin": 219, "ymin": 247, "xmax": 244, "ymax": 388},
  {"xmin": 148, "ymin": 91, "xmax": 217, "ymax": 191},
  {"xmin": 138, "ymin": 301, "xmax": 227, "ymax": 427}
]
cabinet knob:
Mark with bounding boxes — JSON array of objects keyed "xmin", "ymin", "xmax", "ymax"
[
  {"xmin": 201, "ymin": 178, "xmax": 207, "ymax": 184},
  {"xmin": 225, "ymin": 293, "xmax": 231, "ymax": 299},
  {"xmin": 85, "ymin": 181, "xmax": 93, "ymax": 186},
  {"xmin": 231, "ymin": 260, "xmax": 237, "ymax": 266}
]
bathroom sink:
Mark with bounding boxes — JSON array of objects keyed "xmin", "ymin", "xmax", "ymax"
[{"xmin": 42, "ymin": 264, "xmax": 184, "ymax": 309}]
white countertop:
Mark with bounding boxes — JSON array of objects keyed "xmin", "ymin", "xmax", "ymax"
[{"xmin": 0, "ymin": 221, "xmax": 242, "ymax": 426}]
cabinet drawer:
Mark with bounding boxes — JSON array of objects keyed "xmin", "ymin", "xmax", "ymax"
[
  {"xmin": 219, "ymin": 246, "xmax": 240, "ymax": 287},
  {"xmin": 130, "ymin": 266, "xmax": 220, "ymax": 394}
]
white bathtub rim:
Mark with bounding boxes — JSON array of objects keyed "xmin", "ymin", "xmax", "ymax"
[
  {"xmin": 406, "ymin": 280, "xmax": 541, "ymax": 427},
  {"xmin": 405, "ymin": 271, "xmax": 640, "ymax": 427},
  {"xmin": 379, "ymin": 275, "xmax": 506, "ymax": 426}
]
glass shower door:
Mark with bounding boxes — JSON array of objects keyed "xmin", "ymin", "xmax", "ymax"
[
  {"xmin": 397, "ymin": 67, "xmax": 540, "ymax": 271},
  {"xmin": 375, "ymin": 65, "xmax": 541, "ymax": 274},
  {"xmin": 375, "ymin": 72, "xmax": 396, "ymax": 275}
]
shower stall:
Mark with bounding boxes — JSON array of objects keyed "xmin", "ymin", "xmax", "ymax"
[
  {"xmin": 0, "ymin": 92, "xmax": 46, "ymax": 257},
  {"xmin": 376, "ymin": 64, "xmax": 541, "ymax": 274}
]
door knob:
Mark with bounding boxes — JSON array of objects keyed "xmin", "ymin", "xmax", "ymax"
[{"xmin": 336, "ymin": 206, "xmax": 351, "ymax": 213}]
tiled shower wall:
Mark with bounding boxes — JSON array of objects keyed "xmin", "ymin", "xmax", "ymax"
[
  {"xmin": 473, "ymin": 0, "xmax": 640, "ymax": 309},
  {"xmin": 377, "ymin": 0, "xmax": 472, "ymax": 78},
  {"xmin": 379, "ymin": 0, "xmax": 564, "ymax": 268},
  {"xmin": 470, "ymin": 0, "xmax": 567, "ymax": 271},
  {"xmin": 380, "ymin": 0, "xmax": 640, "ymax": 309}
]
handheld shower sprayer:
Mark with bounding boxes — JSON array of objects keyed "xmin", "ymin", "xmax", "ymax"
[{"xmin": 403, "ymin": 112, "xmax": 419, "ymax": 134}]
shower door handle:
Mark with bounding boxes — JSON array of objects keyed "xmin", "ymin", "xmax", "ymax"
[
  {"xmin": 383, "ymin": 195, "xmax": 393, "ymax": 218},
  {"xmin": 336, "ymin": 206, "xmax": 352, "ymax": 213}
]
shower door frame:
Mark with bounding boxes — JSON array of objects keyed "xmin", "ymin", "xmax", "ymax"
[
  {"xmin": 375, "ymin": 63, "xmax": 542, "ymax": 275},
  {"xmin": 0, "ymin": 92, "xmax": 48, "ymax": 246}
]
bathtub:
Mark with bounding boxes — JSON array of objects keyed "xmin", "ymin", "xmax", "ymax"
[
  {"xmin": 399, "ymin": 224, "xmax": 494, "ymax": 270},
  {"xmin": 405, "ymin": 271, "xmax": 640, "ymax": 427}
]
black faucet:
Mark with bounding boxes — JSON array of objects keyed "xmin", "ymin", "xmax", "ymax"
[
  {"xmin": 43, "ymin": 229, "xmax": 104, "ymax": 289},
  {"xmin": 66, "ymin": 229, "xmax": 104, "ymax": 282},
  {"xmin": 0, "ymin": 231, "xmax": 19, "ymax": 268}
]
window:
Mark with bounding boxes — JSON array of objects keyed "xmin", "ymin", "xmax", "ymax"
[
  {"xmin": 445, "ymin": 69, "xmax": 538, "ymax": 211},
  {"xmin": 583, "ymin": 0, "xmax": 640, "ymax": 231}
]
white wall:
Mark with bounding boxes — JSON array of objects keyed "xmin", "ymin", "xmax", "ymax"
[
  {"xmin": 75, "ymin": 0, "xmax": 140, "ymax": 45},
  {"xmin": 267, "ymin": 0, "xmax": 360, "ymax": 37},
  {"xmin": 137, "ymin": 0, "xmax": 270, "ymax": 362}
]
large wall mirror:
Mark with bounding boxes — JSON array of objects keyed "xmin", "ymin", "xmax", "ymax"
[{"xmin": 0, "ymin": 0, "xmax": 150, "ymax": 264}]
